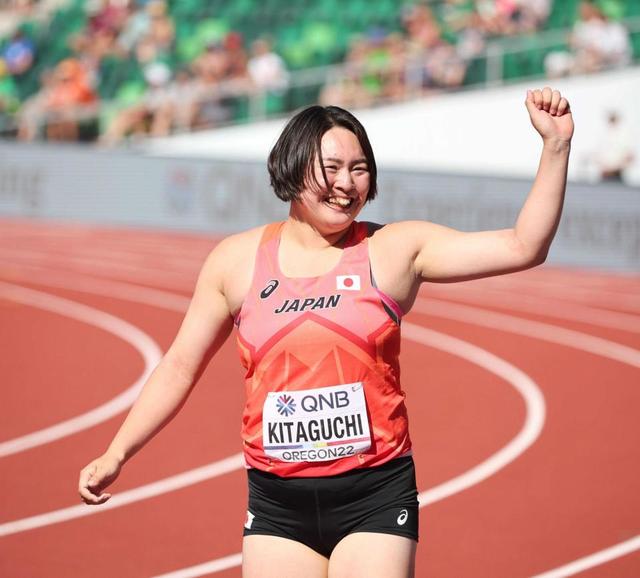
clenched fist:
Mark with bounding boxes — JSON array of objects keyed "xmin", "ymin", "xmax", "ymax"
[{"xmin": 525, "ymin": 87, "xmax": 574, "ymax": 145}]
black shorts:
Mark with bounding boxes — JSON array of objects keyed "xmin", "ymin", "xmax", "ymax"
[{"xmin": 243, "ymin": 456, "xmax": 419, "ymax": 558}]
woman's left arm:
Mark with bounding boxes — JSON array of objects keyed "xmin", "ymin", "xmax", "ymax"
[{"xmin": 402, "ymin": 87, "xmax": 574, "ymax": 283}]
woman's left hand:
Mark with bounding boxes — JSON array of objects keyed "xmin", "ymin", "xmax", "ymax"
[{"xmin": 525, "ymin": 87, "xmax": 574, "ymax": 145}]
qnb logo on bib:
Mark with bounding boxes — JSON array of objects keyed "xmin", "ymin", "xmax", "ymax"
[
  {"xmin": 260, "ymin": 279, "xmax": 279, "ymax": 299},
  {"xmin": 397, "ymin": 509, "xmax": 409, "ymax": 526},
  {"xmin": 276, "ymin": 394, "xmax": 296, "ymax": 416},
  {"xmin": 262, "ymin": 383, "xmax": 371, "ymax": 463}
]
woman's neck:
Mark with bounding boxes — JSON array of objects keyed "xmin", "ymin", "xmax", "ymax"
[{"xmin": 283, "ymin": 216, "xmax": 353, "ymax": 251}]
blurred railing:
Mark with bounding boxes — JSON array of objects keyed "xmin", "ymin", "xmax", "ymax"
[{"xmin": 2, "ymin": 16, "xmax": 640, "ymax": 141}]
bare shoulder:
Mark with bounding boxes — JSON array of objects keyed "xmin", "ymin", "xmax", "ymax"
[
  {"xmin": 365, "ymin": 221, "xmax": 428, "ymax": 312},
  {"xmin": 201, "ymin": 225, "xmax": 267, "ymax": 315},
  {"xmin": 368, "ymin": 220, "xmax": 441, "ymax": 258},
  {"xmin": 206, "ymin": 225, "xmax": 266, "ymax": 267}
]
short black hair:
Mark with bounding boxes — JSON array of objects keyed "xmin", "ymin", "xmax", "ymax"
[{"xmin": 268, "ymin": 105, "xmax": 378, "ymax": 203}]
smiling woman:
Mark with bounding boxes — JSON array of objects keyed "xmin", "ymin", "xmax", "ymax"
[{"xmin": 79, "ymin": 90, "xmax": 573, "ymax": 578}]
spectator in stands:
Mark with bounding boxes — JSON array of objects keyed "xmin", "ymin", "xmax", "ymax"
[
  {"xmin": 593, "ymin": 111, "xmax": 635, "ymax": 182},
  {"xmin": 403, "ymin": 3, "xmax": 442, "ymax": 48},
  {"xmin": 0, "ymin": 58, "xmax": 20, "ymax": 134},
  {"xmin": 248, "ymin": 37, "xmax": 289, "ymax": 93},
  {"xmin": 515, "ymin": 0, "xmax": 551, "ymax": 33},
  {"xmin": 424, "ymin": 40, "xmax": 467, "ymax": 89},
  {"xmin": 164, "ymin": 67, "xmax": 202, "ymax": 132},
  {"xmin": 16, "ymin": 69, "xmax": 53, "ymax": 141},
  {"xmin": 475, "ymin": 0, "xmax": 520, "ymax": 36},
  {"xmin": 15, "ymin": 58, "xmax": 98, "ymax": 141},
  {"xmin": 320, "ymin": 37, "xmax": 374, "ymax": 108},
  {"xmin": 87, "ymin": 0, "xmax": 129, "ymax": 37},
  {"xmin": 546, "ymin": 1, "xmax": 632, "ymax": 77},
  {"xmin": 571, "ymin": 1, "xmax": 631, "ymax": 73},
  {"xmin": 403, "ymin": 4, "xmax": 466, "ymax": 92},
  {"xmin": 2, "ymin": 28, "xmax": 34, "ymax": 76},
  {"xmin": 224, "ymin": 32, "xmax": 250, "ymax": 83},
  {"xmin": 43, "ymin": 58, "xmax": 98, "ymax": 141},
  {"xmin": 190, "ymin": 41, "xmax": 236, "ymax": 129},
  {"xmin": 382, "ymin": 33, "xmax": 410, "ymax": 102},
  {"xmin": 117, "ymin": 0, "xmax": 154, "ymax": 54},
  {"xmin": 100, "ymin": 60, "xmax": 174, "ymax": 144},
  {"xmin": 146, "ymin": 0, "xmax": 174, "ymax": 55},
  {"xmin": 246, "ymin": 37, "xmax": 289, "ymax": 117}
]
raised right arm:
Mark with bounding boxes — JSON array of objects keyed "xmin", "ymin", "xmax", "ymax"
[{"xmin": 78, "ymin": 238, "xmax": 237, "ymax": 504}]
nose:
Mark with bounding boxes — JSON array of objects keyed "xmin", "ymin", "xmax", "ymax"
[{"xmin": 333, "ymin": 168, "xmax": 354, "ymax": 192}]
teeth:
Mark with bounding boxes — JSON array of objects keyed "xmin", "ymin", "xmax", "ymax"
[{"xmin": 327, "ymin": 197, "xmax": 351, "ymax": 207}]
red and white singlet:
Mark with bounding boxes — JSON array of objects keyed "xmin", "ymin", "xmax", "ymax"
[{"xmin": 235, "ymin": 221, "xmax": 412, "ymax": 477}]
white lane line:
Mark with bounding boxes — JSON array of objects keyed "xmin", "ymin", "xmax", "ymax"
[
  {"xmin": 149, "ymin": 322, "xmax": 545, "ymax": 578},
  {"xmin": 3, "ymin": 273, "xmax": 636, "ymax": 576},
  {"xmin": 0, "ymin": 282, "xmax": 163, "ymax": 457},
  {"xmin": 0, "ymin": 321, "xmax": 542, "ymax": 539},
  {"xmin": 0, "ymin": 454, "xmax": 244, "ymax": 537},
  {"xmin": 0, "ymin": 244, "xmax": 206, "ymax": 271},
  {"xmin": 473, "ymin": 277, "xmax": 640, "ymax": 312},
  {"xmin": 148, "ymin": 295, "xmax": 640, "ymax": 578},
  {"xmin": 404, "ymin": 324, "xmax": 545, "ymax": 506},
  {"xmin": 426, "ymin": 285, "xmax": 640, "ymax": 334},
  {"xmin": 530, "ymin": 535, "xmax": 640, "ymax": 578},
  {"xmin": 0, "ymin": 249, "xmax": 195, "ymax": 293},
  {"xmin": 4, "ymin": 262, "xmax": 638, "ymax": 339},
  {"xmin": 414, "ymin": 298, "xmax": 640, "ymax": 369},
  {"xmin": 0, "ymin": 264, "xmax": 191, "ymax": 312}
]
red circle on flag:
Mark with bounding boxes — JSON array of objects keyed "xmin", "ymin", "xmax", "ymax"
[{"xmin": 343, "ymin": 278, "xmax": 353, "ymax": 287}]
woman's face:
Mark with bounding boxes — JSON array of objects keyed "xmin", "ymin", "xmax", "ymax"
[{"xmin": 293, "ymin": 126, "xmax": 371, "ymax": 234}]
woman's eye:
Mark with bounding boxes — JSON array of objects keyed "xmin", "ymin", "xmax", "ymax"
[
  {"xmin": 324, "ymin": 166, "xmax": 337, "ymax": 172},
  {"xmin": 353, "ymin": 167, "xmax": 368, "ymax": 173}
]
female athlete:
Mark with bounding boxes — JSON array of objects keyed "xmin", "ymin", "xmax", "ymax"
[{"xmin": 79, "ymin": 87, "xmax": 573, "ymax": 578}]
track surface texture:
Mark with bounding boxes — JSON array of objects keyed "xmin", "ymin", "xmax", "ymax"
[{"xmin": 1, "ymin": 219, "xmax": 638, "ymax": 578}]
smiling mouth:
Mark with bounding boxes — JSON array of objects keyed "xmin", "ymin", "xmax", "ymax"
[{"xmin": 324, "ymin": 196, "xmax": 354, "ymax": 209}]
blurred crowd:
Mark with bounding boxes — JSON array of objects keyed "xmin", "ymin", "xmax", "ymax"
[
  {"xmin": 545, "ymin": 1, "xmax": 632, "ymax": 77},
  {"xmin": 0, "ymin": 0, "xmax": 635, "ymax": 144},
  {"xmin": 321, "ymin": 0, "xmax": 552, "ymax": 108},
  {"xmin": 1, "ymin": 0, "xmax": 290, "ymax": 143}
]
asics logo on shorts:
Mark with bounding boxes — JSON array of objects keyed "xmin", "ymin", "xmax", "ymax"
[
  {"xmin": 244, "ymin": 510, "xmax": 255, "ymax": 530},
  {"xmin": 396, "ymin": 509, "xmax": 408, "ymax": 526}
]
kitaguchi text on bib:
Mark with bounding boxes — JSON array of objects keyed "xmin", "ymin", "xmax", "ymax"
[{"xmin": 262, "ymin": 382, "xmax": 371, "ymax": 462}]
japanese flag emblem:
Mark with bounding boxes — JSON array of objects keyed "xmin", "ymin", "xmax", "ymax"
[{"xmin": 336, "ymin": 275, "xmax": 361, "ymax": 291}]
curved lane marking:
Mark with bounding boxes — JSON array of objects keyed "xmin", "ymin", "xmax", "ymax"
[
  {"xmin": 3, "ymin": 275, "xmax": 637, "ymax": 577},
  {"xmin": 0, "ymin": 248, "xmax": 194, "ymax": 293},
  {"xmin": 0, "ymin": 454, "xmax": 244, "ymax": 537},
  {"xmin": 426, "ymin": 284, "xmax": 640, "ymax": 334},
  {"xmin": 0, "ymin": 281, "xmax": 162, "ymax": 457},
  {"xmin": 0, "ymin": 265, "xmax": 191, "ymax": 312},
  {"xmin": 413, "ymin": 298, "xmax": 640, "ymax": 369},
  {"xmin": 0, "ymin": 317, "xmax": 545, "ymax": 540},
  {"xmin": 150, "ymin": 294, "xmax": 640, "ymax": 577},
  {"xmin": 530, "ymin": 535, "xmax": 640, "ymax": 578},
  {"xmin": 475, "ymin": 277, "xmax": 640, "ymax": 312},
  {"xmin": 405, "ymin": 323, "xmax": 545, "ymax": 506}
]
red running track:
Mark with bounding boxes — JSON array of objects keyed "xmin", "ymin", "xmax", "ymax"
[{"xmin": 0, "ymin": 219, "xmax": 638, "ymax": 578}]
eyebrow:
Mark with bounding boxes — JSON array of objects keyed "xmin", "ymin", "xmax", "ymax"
[{"xmin": 322, "ymin": 157, "xmax": 368, "ymax": 165}]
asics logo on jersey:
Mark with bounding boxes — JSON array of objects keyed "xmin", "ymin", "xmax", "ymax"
[
  {"xmin": 260, "ymin": 279, "xmax": 279, "ymax": 299},
  {"xmin": 397, "ymin": 509, "xmax": 408, "ymax": 526}
]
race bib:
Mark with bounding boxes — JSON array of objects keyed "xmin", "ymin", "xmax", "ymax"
[{"xmin": 262, "ymin": 382, "xmax": 371, "ymax": 462}]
